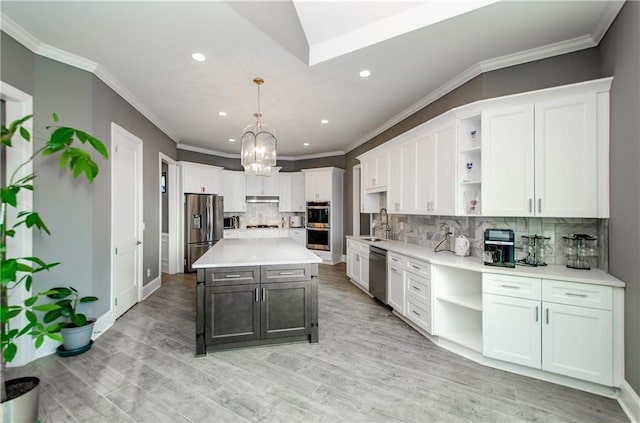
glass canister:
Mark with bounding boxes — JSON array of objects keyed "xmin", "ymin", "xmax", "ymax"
[{"xmin": 563, "ymin": 234, "xmax": 597, "ymax": 270}]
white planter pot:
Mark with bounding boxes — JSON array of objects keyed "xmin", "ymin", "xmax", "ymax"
[
  {"xmin": 1, "ymin": 376, "xmax": 40, "ymax": 423},
  {"xmin": 61, "ymin": 320, "xmax": 95, "ymax": 351}
]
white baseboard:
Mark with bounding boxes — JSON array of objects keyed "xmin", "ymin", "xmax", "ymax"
[
  {"xmin": 92, "ymin": 310, "xmax": 114, "ymax": 340},
  {"xmin": 143, "ymin": 275, "xmax": 161, "ymax": 299},
  {"xmin": 619, "ymin": 380, "xmax": 640, "ymax": 423}
]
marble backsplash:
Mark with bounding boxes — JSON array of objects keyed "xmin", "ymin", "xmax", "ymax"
[
  {"xmin": 225, "ymin": 203, "xmax": 304, "ymax": 228},
  {"xmin": 371, "ymin": 213, "xmax": 608, "ymax": 271}
]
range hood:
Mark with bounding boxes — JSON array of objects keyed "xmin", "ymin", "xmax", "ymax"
[{"xmin": 246, "ymin": 196, "xmax": 279, "ymax": 203}]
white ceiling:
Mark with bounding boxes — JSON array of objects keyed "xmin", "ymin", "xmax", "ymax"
[{"xmin": 0, "ymin": 1, "xmax": 624, "ymax": 160}]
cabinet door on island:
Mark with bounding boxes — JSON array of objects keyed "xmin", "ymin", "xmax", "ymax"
[
  {"xmin": 261, "ymin": 281, "xmax": 312, "ymax": 339},
  {"xmin": 205, "ymin": 283, "xmax": 260, "ymax": 344}
]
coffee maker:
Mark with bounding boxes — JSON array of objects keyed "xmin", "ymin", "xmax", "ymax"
[{"xmin": 484, "ymin": 229, "xmax": 515, "ymax": 268}]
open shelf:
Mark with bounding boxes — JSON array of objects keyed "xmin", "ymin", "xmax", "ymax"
[
  {"xmin": 432, "ymin": 265, "xmax": 483, "ymax": 352},
  {"xmin": 459, "ymin": 146, "xmax": 481, "ymax": 154},
  {"xmin": 437, "ymin": 294, "xmax": 482, "ymax": 311},
  {"xmin": 457, "ymin": 113, "xmax": 482, "ymax": 215}
]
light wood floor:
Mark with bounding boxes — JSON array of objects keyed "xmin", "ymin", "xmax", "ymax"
[{"xmin": 8, "ymin": 263, "xmax": 628, "ymax": 422}]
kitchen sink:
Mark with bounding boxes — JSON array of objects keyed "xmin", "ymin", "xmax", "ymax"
[{"xmin": 360, "ymin": 237, "xmax": 384, "ymax": 242}]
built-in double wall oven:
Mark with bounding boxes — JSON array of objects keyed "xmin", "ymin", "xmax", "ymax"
[{"xmin": 306, "ymin": 201, "xmax": 330, "ymax": 251}]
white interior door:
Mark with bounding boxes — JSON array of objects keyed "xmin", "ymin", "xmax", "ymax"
[{"xmin": 112, "ymin": 123, "xmax": 142, "ymax": 318}]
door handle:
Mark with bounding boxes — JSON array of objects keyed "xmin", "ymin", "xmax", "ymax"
[
  {"xmin": 225, "ymin": 274, "xmax": 241, "ymax": 278},
  {"xmin": 255, "ymin": 288, "xmax": 259, "ymax": 302},
  {"xmin": 278, "ymin": 272, "xmax": 294, "ymax": 276},
  {"xmin": 535, "ymin": 306, "xmax": 539, "ymax": 322},
  {"xmin": 538, "ymin": 198, "xmax": 542, "ymax": 213},
  {"xmin": 262, "ymin": 287, "xmax": 266, "ymax": 302},
  {"xmin": 545, "ymin": 308, "xmax": 549, "ymax": 324},
  {"xmin": 529, "ymin": 198, "xmax": 533, "ymax": 213},
  {"xmin": 136, "ymin": 241, "xmax": 142, "ymax": 245}
]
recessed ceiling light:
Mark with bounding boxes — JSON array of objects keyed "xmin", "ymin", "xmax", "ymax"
[
  {"xmin": 359, "ymin": 70, "xmax": 371, "ymax": 78},
  {"xmin": 321, "ymin": 119, "xmax": 329, "ymax": 124},
  {"xmin": 191, "ymin": 52, "xmax": 206, "ymax": 62},
  {"xmin": 303, "ymin": 142, "xmax": 310, "ymax": 146},
  {"xmin": 228, "ymin": 138, "xmax": 236, "ymax": 143},
  {"xmin": 218, "ymin": 111, "xmax": 227, "ymax": 117}
]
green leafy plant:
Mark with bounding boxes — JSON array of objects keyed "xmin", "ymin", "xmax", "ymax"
[
  {"xmin": 1, "ymin": 113, "xmax": 108, "ymax": 403},
  {"xmin": 44, "ymin": 287, "xmax": 98, "ymax": 327}
]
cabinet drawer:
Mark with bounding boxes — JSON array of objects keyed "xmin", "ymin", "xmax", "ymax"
[
  {"xmin": 205, "ymin": 266, "xmax": 260, "ymax": 286},
  {"xmin": 261, "ymin": 264, "xmax": 312, "ymax": 283},
  {"xmin": 406, "ymin": 272, "xmax": 431, "ymax": 305},
  {"xmin": 542, "ymin": 279, "xmax": 612, "ymax": 310},
  {"xmin": 388, "ymin": 252, "xmax": 407, "ymax": 268},
  {"xmin": 406, "ymin": 293, "xmax": 432, "ymax": 334},
  {"xmin": 483, "ymin": 273, "xmax": 541, "ymax": 300},
  {"xmin": 406, "ymin": 258, "xmax": 430, "ymax": 279}
]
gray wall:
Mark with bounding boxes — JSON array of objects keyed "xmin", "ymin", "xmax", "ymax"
[
  {"xmin": 599, "ymin": 0, "xmax": 640, "ymax": 394},
  {"xmin": 1, "ymin": 31, "xmax": 178, "ymax": 318}
]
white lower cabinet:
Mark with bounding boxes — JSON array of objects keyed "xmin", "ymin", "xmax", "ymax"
[
  {"xmin": 542, "ymin": 302, "xmax": 612, "ymax": 384},
  {"xmin": 387, "ymin": 260, "xmax": 405, "ymax": 315},
  {"xmin": 346, "ymin": 239, "xmax": 369, "ymax": 290},
  {"xmin": 483, "ymin": 293, "xmax": 541, "ymax": 368},
  {"xmin": 386, "ymin": 252, "xmax": 432, "ymax": 333},
  {"xmin": 482, "ymin": 273, "xmax": 613, "ymax": 386}
]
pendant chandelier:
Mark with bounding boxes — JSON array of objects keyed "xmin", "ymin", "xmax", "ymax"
[{"xmin": 241, "ymin": 77, "xmax": 277, "ymax": 177}]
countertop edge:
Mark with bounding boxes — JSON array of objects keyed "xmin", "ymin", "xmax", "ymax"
[{"xmin": 346, "ymin": 235, "xmax": 625, "ymax": 288}]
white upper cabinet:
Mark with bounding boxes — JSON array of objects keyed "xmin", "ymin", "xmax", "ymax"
[
  {"xmin": 278, "ymin": 172, "xmax": 305, "ymax": 212},
  {"xmin": 290, "ymin": 172, "xmax": 306, "ymax": 211},
  {"xmin": 362, "ymin": 150, "xmax": 389, "ymax": 193},
  {"xmin": 534, "ymin": 94, "xmax": 598, "ymax": 217},
  {"xmin": 415, "ymin": 121, "xmax": 455, "ymax": 215},
  {"xmin": 246, "ymin": 168, "xmax": 280, "ymax": 196},
  {"xmin": 304, "ymin": 169, "xmax": 332, "ymax": 201},
  {"xmin": 220, "ymin": 170, "xmax": 246, "ymax": 212},
  {"xmin": 482, "ymin": 104, "xmax": 536, "ymax": 216},
  {"xmin": 482, "ymin": 87, "xmax": 607, "ymax": 218},
  {"xmin": 180, "ymin": 162, "xmax": 222, "ymax": 194}
]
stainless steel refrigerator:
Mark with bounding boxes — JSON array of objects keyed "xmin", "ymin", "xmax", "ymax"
[{"xmin": 184, "ymin": 194, "xmax": 223, "ymax": 272}]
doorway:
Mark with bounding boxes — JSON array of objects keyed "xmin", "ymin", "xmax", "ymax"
[
  {"xmin": 1, "ymin": 81, "xmax": 34, "ymax": 365},
  {"xmin": 159, "ymin": 153, "xmax": 179, "ymax": 283},
  {"xmin": 111, "ymin": 123, "xmax": 143, "ymax": 319}
]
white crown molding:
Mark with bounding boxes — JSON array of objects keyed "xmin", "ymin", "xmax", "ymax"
[
  {"xmin": 618, "ymin": 381, "xmax": 640, "ymax": 423},
  {"xmin": 177, "ymin": 143, "xmax": 241, "ymax": 159},
  {"xmin": 1, "ymin": 14, "xmax": 180, "ymax": 143},
  {"xmin": 478, "ymin": 35, "xmax": 597, "ymax": 73},
  {"xmin": 0, "ymin": 14, "xmax": 40, "ymax": 52},
  {"xmin": 345, "ymin": 33, "xmax": 603, "ymax": 154},
  {"xmin": 592, "ymin": 0, "xmax": 626, "ymax": 45},
  {"xmin": 178, "ymin": 142, "xmax": 344, "ymax": 161},
  {"xmin": 345, "ymin": 62, "xmax": 482, "ymax": 153}
]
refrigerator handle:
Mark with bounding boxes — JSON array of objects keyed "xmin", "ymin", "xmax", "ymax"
[{"xmin": 207, "ymin": 199, "xmax": 212, "ymax": 242}]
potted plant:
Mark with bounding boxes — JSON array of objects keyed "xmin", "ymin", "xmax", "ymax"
[
  {"xmin": 45, "ymin": 286, "xmax": 99, "ymax": 352},
  {"xmin": 1, "ymin": 113, "xmax": 108, "ymax": 421}
]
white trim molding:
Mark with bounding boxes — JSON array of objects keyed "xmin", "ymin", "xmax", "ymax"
[
  {"xmin": 143, "ymin": 276, "xmax": 161, "ymax": 300},
  {"xmin": 177, "ymin": 142, "xmax": 344, "ymax": 162},
  {"xmin": 0, "ymin": 14, "xmax": 179, "ymax": 143},
  {"xmin": 619, "ymin": 381, "xmax": 640, "ymax": 423}
]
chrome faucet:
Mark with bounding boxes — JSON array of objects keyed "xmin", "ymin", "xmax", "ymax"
[{"xmin": 379, "ymin": 208, "xmax": 391, "ymax": 239}]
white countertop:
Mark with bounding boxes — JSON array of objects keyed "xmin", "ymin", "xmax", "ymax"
[
  {"xmin": 347, "ymin": 236, "xmax": 625, "ymax": 288},
  {"xmin": 193, "ymin": 238, "xmax": 323, "ymax": 268}
]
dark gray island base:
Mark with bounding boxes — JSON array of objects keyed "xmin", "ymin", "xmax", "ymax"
[{"xmin": 196, "ymin": 263, "xmax": 319, "ymax": 355}]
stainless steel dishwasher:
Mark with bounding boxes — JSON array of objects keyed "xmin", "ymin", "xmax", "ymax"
[{"xmin": 369, "ymin": 245, "xmax": 388, "ymax": 304}]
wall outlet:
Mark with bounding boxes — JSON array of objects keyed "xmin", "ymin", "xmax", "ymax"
[{"xmin": 146, "ymin": 268, "xmax": 151, "ymax": 277}]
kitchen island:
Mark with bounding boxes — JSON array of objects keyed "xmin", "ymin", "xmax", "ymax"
[{"xmin": 193, "ymin": 238, "xmax": 322, "ymax": 355}]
